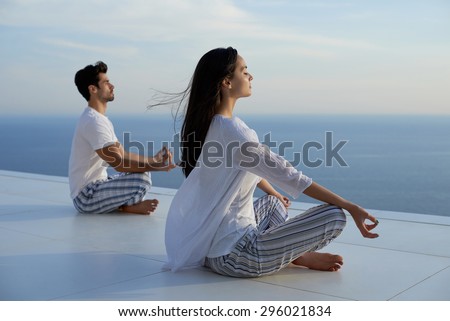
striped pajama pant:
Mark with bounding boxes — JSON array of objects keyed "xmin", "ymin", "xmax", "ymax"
[
  {"xmin": 73, "ymin": 172, "xmax": 151, "ymax": 214},
  {"xmin": 205, "ymin": 195, "xmax": 347, "ymax": 277}
]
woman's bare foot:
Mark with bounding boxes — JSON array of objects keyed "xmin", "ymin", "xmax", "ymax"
[
  {"xmin": 120, "ymin": 199, "xmax": 159, "ymax": 215},
  {"xmin": 293, "ymin": 252, "xmax": 344, "ymax": 272}
]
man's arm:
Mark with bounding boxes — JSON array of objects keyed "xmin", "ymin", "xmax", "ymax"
[{"xmin": 96, "ymin": 142, "xmax": 175, "ymax": 172}]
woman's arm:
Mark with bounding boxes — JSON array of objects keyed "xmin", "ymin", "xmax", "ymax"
[
  {"xmin": 303, "ymin": 182, "xmax": 379, "ymax": 238},
  {"xmin": 232, "ymin": 138, "xmax": 379, "ymax": 239},
  {"xmin": 257, "ymin": 179, "xmax": 290, "ymax": 208}
]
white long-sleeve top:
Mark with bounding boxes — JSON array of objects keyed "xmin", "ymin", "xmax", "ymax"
[{"xmin": 164, "ymin": 114, "xmax": 312, "ymax": 271}]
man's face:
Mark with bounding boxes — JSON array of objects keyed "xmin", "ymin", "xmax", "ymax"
[{"xmin": 94, "ymin": 72, "xmax": 115, "ymax": 102}]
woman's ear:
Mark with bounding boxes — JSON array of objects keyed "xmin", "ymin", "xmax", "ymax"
[{"xmin": 221, "ymin": 78, "xmax": 232, "ymax": 89}]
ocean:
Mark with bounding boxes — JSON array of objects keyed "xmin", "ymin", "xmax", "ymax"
[{"xmin": 1, "ymin": 113, "xmax": 449, "ymax": 217}]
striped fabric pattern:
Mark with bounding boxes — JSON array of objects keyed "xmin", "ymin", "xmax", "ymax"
[
  {"xmin": 205, "ymin": 195, "xmax": 347, "ymax": 277},
  {"xmin": 73, "ymin": 172, "xmax": 151, "ymax": 214}
]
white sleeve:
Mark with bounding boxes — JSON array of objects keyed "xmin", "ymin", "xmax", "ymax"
[
  {"xmin": 233, "ymin": 142, "xmax": 312, "ymax": 199},
  {"xmin": 82, "ymin": 118, "xmax": 117, "ymax": 151},
  {"xmin": 218, "ymin": 117, "xmax": 312, "ymax": 198}
]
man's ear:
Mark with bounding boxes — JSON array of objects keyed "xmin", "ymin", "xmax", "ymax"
[{"xmin": 88, "ymin": 85, "xmax": 97, "ymax": 95}]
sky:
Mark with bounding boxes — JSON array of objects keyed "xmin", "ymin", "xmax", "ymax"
[{"xmin": 0, "ymin": 0, "xmax": 449, "ymax": 116}]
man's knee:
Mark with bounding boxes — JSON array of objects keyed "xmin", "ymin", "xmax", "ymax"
[
  {"xmin": 136, "ymin": 172, "xmax": 151, "ymax": 194},
  {"xmin": 128, "ymin": 172, "xmax": 152, "ymax": 188},
  {"xmin": 142, "ymin": 173, "xmax": 152, "ymax": 191}
]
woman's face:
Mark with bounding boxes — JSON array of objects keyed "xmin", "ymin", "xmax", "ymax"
[{"xmin": 228, "ymin": 55, "xmax": 253, "ymax": 98}]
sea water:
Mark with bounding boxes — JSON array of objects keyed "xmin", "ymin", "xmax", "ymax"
[{"xmin": 1, "ymin": 113, "xmax": 449, "ymax": 216}]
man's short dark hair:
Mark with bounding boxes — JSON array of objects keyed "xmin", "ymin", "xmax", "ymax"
[{"xmin": 74, "ymin": 61, "xmax": 108, "ymax": 101}]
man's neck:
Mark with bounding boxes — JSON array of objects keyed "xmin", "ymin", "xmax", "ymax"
[{"xmin": 88, "ymin": 101, "xmax": 107, "ymax": 115}]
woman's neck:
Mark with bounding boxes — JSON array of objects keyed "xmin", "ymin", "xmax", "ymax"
[{"xmin": 215, "ymin": 97, "xmax": 236, "ymax": 118}]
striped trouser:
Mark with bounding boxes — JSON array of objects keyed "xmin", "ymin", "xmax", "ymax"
[
  {"xmin": 205, "ymin": 195, "xmax": 347, "ymax": 277},
  {"xmin": 73, "ymin": 172, "xmax": 151, "ymax": 214}
]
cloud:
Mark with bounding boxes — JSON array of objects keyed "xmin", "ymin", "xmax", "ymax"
[
  {"xmin": 0, "ymin": 0, "xmax": 249, "ymax": 41},
  {"xmin": 1, "ymin": 0, "xmax": 382, "ymax": 52},
  {"xmin": 40, "ymin": 38, "xmax": 139, "ymax": 57},
  {"xmin": 3, "ymin": 0, "xmax": 447, "ymax": 115}
]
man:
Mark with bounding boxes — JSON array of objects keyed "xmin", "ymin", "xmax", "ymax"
[{"xmin": 69, "ymin": 61, "xmax": 175, "ymax": 214}]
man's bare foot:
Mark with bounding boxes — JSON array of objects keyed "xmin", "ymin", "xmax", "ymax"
[
  {"xmin": 293, "ymin": 252, "xmax": 344, "ymax": 272},
  {"xmin": 120, "ymin": 199, "xmax": 159, "ymax": 215}
]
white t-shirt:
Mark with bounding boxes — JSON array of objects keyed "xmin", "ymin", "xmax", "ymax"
[
  {"xmin": 164, "ymin": 115, "xmax": 312, "ymax": 271},
  {"xmin": 69, "ymin": 107, "xmax": 118, "ymax": 199}
]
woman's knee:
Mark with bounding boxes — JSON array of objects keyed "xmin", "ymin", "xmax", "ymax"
[
  {"xmin": 263, "ymin": 194, "xmax": 285, "ymax": 208},
  {"xmin": 266, "ymin": 194, "xmax": 279, "ymax": 204},
  {"xmin": 326, "ymin": 205, "xmax": 347, "ymax": 229}
]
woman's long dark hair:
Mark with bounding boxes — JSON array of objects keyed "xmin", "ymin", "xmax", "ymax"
[
  {"xmin": 148, "ymin": 47, "xmax": 238, "ymax": 177},
  {"xmin": 180, "ymin": 47, "xmax": 238, "ymax": 177}
]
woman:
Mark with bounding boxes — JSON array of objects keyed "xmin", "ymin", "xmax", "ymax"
[{"xmin": 164, "ymin": 47, "xmax": 379, "ymax": 277}]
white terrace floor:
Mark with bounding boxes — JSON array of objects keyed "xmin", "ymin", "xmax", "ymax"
[{"xmin": 0, "ymin": 169, "xmax": 449, "ymax": 301}]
